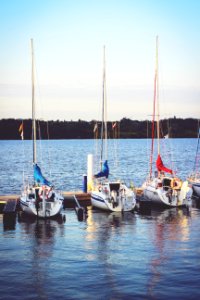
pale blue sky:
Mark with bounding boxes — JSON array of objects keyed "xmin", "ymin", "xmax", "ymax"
[{"xmin": 0, "ymin": 0, "xmax": 199, "ymax": 121}]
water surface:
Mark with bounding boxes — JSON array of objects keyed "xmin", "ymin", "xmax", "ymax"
[{"xmin": 0, "ymin": 139, "xmax": 199, "ymax": 300}]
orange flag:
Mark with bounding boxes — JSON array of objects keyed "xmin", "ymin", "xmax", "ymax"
[{"xmin": 19, "ymin": 123, "xmax": 24, "ymax": 140}]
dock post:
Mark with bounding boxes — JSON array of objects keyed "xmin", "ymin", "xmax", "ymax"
[
  {"xmin": 3, "ymin": 199, "xmax": 17, "ymax": 230},
  {"xmin": 83, "ymin": 174, "xmax": 87, "ymax": 193},
  {"xmin": 87, "ymin": 154, "xmax": 94, "ymax": 192},
  {"xmin": 73, "ymin": 195, "xmax": 85, "ymax": 221}
]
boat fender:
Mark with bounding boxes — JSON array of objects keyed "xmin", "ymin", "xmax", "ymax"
[
  {"xmin": 170, "ymin": 179, "xmax": 175, "ymax": 189},
  {"xmin": 175, "ymin": 180, "xmax": 182, "ymax": 190},
  {"xmin": 171, "ymin": 179, "xmax": 182, "ymax": 190}
]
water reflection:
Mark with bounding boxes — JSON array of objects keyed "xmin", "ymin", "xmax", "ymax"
[
  {"xmin": 84, "ymin": 208, "xmax": 137, "ymax": 298},
  {"xmin": 18, "ymin": 212, "xmax": 66, "ymax": 299},
  {"xmin": 18, "ymin": 212, "xmax": 65, "ymax": 251},
  {"xmin": 86, "ymin": 206, "xmax": 136, "ymax": 237},
  {"xmin": 3, "ymin": 213, "xmax": 16, "ymax": 231},
  {"xmin": 147, "ymin": 207, "xmax": 190, "ymax": 298}
]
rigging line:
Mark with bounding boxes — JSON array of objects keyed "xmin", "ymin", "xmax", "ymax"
[
  {"xmin": 167, "ymin": 118, "xmax": 176, "ymax": 174},
  {"xmin": 146, "ymin": 119, "xmax": 150, "ymax": 176},
  {"xmin": 20, "ymin": 121, "xmax": 31, "ymax": 187},
  {"xmin": 37, "ymin": 120, "xmax": 44, "ymax": 167},
  {"xmin": 114, "ymin": 123, "xmax": 119, "ymax": 168},
  {"xmin": 46, "ymin": 121, "xmax": 52, "ymax": 180},
  {"xmin": 93, "ymin": 122, "xmax": 98, "ymax": 173},
  {"xmin": 20, "ymin": 120, "xmax": 25, "ymax": 189},
  {"xmin": 194, "ymin": 121, "xmax": 200, "ymax": 173},
  {"xmin": 112, "ymin": 122, "xmax": 117, "ymax": 167}
]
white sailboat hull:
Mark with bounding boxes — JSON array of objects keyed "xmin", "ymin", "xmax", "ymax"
[
  {"xmin": 143, "ymin": 178, "xmax": 192, "ymax": 207},
  {"xmin": 91, "ymin": 182, "xmax": 136, "ymax": 212},
  {"xmin": 20, "ymin": 189, "xmax": 63, "ymax": 218}
]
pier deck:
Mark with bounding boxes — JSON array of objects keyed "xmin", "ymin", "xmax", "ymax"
[
  {"xmin": 3, "ymin": 199, "xmax": 18, "ymax": 213},
  {"xmin": 0, "ymin": 188, "xmax": 143, "ymax": 211},
  {"xmin": 0, "ymin": 191, "xmax": 91, "ymax": 210}
]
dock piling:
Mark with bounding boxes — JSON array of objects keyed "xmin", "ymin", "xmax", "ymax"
[{"xmin": 73, "ymin": 195, "xmax": 85, "ymax": 221}]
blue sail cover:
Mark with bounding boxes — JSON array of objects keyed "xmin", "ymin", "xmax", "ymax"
[
  {"xmin": 34, "ymin": 164, "xmax": 51, "ymax": 186},
  {"xmin": 94, "ymin": 160, "xmax": 109, "ymax": 178}
]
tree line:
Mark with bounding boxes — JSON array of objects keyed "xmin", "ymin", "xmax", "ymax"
[{"xmin": 0, "ymin": 117, "xmax": 198, "ymax": 140}]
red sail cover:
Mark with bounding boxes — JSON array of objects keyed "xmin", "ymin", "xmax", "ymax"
[{"xmin": 156, "ymin": 154, "xmax": 173, "ymax": 174}]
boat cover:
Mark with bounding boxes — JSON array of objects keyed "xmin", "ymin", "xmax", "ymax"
[
  {"xmin": 156, "ymin": 154, "xmax": 173, "ymax": 174},
  {"xmin": 34, "ymin": 164, "xmax": 51, "ymax": 186},
  {"xmin": 94, "ymin": 160, "xmax": 109, "ymax": 178}
]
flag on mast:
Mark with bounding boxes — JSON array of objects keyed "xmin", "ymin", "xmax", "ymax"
[
  {"xmin": 156, "ymin": 154, "xmax": 173, "ymax": 174},
  {"xmin": 19, "ymin": 122, "xmax": 24, "ymax": 140},
  {"xmin": 93, "ymin": 123, "xmax": 98, "ymax": 133},
  {"xmin": 112, "ymin": 122, "xmax": 117, "ymax": 129}
]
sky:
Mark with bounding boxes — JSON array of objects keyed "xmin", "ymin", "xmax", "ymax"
[{"xmin": 0, "ymin": 0, "xmax": 199, "ymax": 121}]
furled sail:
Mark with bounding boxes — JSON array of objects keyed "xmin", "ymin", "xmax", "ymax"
[
  {"xmin": 94, "ymin": 160, "xmax": 109, "ymax": 178},
  {"xmin": 156, "ymin": 154, "xmax": 173, "ymax": 174},
  {"xmin": 34, "ymin": 164, "xmax": 51, "ymax": 186}
]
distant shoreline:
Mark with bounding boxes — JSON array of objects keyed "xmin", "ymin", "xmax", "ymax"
[{"xmin": 0, "ymin": 117, "xmax": 198, "ymax": 140}]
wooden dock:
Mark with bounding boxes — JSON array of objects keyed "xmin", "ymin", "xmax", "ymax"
[
  {"xmin": 0, "ymin": 191, "xmax": 91, "ymax": 211},
  {"xmin": 3, "ymin": 199, "xmax": 18, "ymax": 213},
  {"xmin": 0, "ymin": 188, "xmax": 143, "ymax": 212},
  {"xmin": 62, "ymin": 191, "xmax": 91, "ymax": 207}
]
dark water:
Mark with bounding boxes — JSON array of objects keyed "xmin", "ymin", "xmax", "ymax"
[
  {"xmin": 0, "ymin": 138, "xmax": 196, "ymax": 194},
  {"xmin": 1, "ymin": 206, "xmax": 200, "ymax": 300},
  {"xmin": 0, "ymin": 139, "xmax": 200, "ymax": 299}
]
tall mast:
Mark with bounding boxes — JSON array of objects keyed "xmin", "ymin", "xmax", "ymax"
[
  {"xmin": 31, "ymin": 39, "xmax": 37, "ymax": 164},
  {"xmin": 155, "ymin": 36, "xmax": 160, "ymax": 155},
  {"xmin": 104, "ymin": 46, "xmax": 108, "ymax": 161},
  {"xmin": 100, "ymin": 45, "xmax": 107, "ymax": 167},
  {"xmin": 150, "ymin": 36, "xmax": 159, "ymax": 178}
]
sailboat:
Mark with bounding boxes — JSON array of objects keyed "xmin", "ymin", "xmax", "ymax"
[
  {"xmin": 142, "ymin": 36, "xmax": 192, "ymax": 207},
  {"xmin": 91, "ymin": 46, "xmax": 136, "ymax": 212},
  {"xmin": 20, "ymin": 39, "xmax": 64, "ymax": 218},
  {"xmin": 188, "ymin": 127, "xmax": 200, "ymax": 198}
]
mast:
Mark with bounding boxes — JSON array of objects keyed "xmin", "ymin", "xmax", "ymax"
[
  {"xmin": 104, "ymin": 46, "xmax": 108, "ymax": 161},
  {"xmin": 31, "ymin": 38, "xmax": 37, "ymax": 164},
  {"xmin": 100, "ymin": 45, "xmax": 107, "ymax": 168},
  {"xmin": 194, "ymin": 125, "xmax": 200, "ymax": 174},
  {"xmin": 150, "ymin": 36, "xmax": 159, "ymax": 178},
  {"xmin": 155, "ymin": 36, "xmax": 160, "ymax": 155}
]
